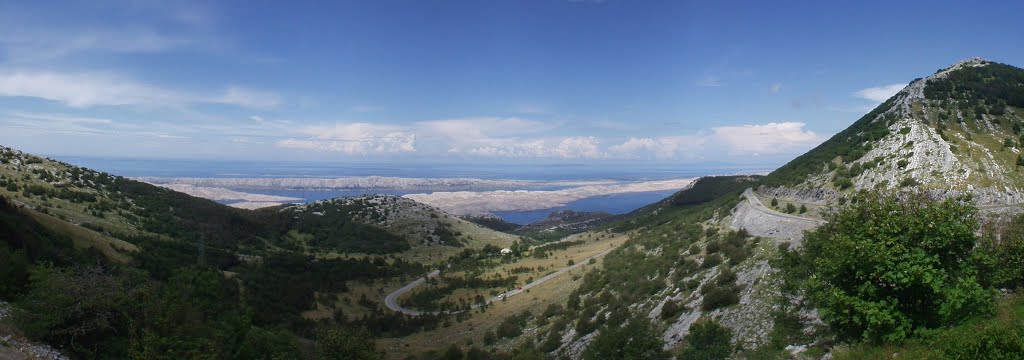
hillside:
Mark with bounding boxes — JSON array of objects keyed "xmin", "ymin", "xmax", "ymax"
[
  {"xmin": 270, "ymin": 195, "xmax": 521, "ymax": 262},
  {"xmin": 462, "ymin": 210, "xmax": 618, "ymax": 242},
  {"xmin": 765, "ymin": 58, "xmax": 1024, "ymax": 206},
  {"xmin": 0, "ymin": 145, "xmax": 532, "ymax": 358},
  {"xmin": 479, "ymin": 59, "xmax": 1024, "ymax": 359},
  {"xmin": 5, "ymin": 58, "xmax": 1024, "ymax": 359}
]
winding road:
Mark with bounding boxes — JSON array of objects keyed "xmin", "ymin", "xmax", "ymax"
[
  {"xmin": 384, "ymin": 247, "xmax": 615, "ymax": 316},
  {"xmin": 742, "ymin": 188, "xmax": 826, "ymax": 225}
]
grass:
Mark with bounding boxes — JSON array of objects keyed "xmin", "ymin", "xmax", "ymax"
[
  {"xmin": 23, "ymin": 206, "xmax": 138, "ymax": 263},
  {"xmin": 375, "ymin": 231, "xmax": 627, "ymax": 359},
  {"xmin": 832, "ymin": 294, "xmax": 1024, "ymax": 360}
]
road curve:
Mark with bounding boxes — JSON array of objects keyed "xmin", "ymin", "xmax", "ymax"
[
  {"xmin": 384, "ymin": 269, "xmax": 440, "ymax": 316},
  {"xmin": 384, "ymin": 247, "xmax": 615, "ymax": 316},
  {"xmin": 742, "ymin": 188, "xmax": 826, "ymax": 225}
]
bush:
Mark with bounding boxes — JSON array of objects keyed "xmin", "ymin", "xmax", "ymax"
[
  {"xmin": 795, "ymin": 192, "xmax": 991, "ymax": 342},
  {"xmin": 785, "ymin": 203, "xmax": 797, "ymax": 213},
  {"xmin": 661, "ymin": 299, "xmax": 684, "ymax": 319},
  {"xmin": 681, "ymin": 320, "xmax": 733, "ymax": 359},
  {"xmin": 899, "ymin": 177, "xmax": 920, "ymax": 187},
  {"xmin": 700, "ymin": 269, "xmax": 740, "ymax": 311},
  {"xmin": 973, "ymin": 214, "xmax": 1024, "ymax": 289},
  {"xmin": 583, "ymin": 319, "xmax": 668, "ymax": 360},
  {"xmin": 315, "ymin": 326, "xmax": 383, "ymax": 360}
]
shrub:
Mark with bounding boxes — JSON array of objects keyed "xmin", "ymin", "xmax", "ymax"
[
  {"xmin": 899, "ymin": 177, "xmax": 920, "ymax": 187},
  {"xmin": 701, "ymin": 269, "xmax": 740, "ymax": 311},
  {"xmin": 771, "ymin": 198, "xmax": 779, "ymax": 207},
  {"xmin": 973, "ymin": 214, "xmax": 1024, "ymax": 289},
  {"xmin": 701, "ymin": 254, "xmax": 722, "ymax": 269},
  {"xmin": 583, "ymin": 319, "xmax": 668, "ymax": 360},
  {"xmin": 661, "ymin": 299, "xmax": 684, "ymax": 319},
  {"xmin": 796, "ymin": 192, "xmax": 991, "ymax": 342},
  {"xmin": 785, "ymin": 203, "xmax": 797, "ymax": 213},
  {"xmin": 681, "ymin": 320, "xmax": 733, "ymax": 359}
]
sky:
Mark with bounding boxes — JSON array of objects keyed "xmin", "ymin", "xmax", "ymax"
[{"xmin": 0, "ymin": 0, "xmax": 1022, "ymax": 168}]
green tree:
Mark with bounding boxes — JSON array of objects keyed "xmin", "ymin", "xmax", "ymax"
[
  {"xmin": 583, "ymin": 319, "xmax": 668, "ymax": 360},
  {"xmin": 770, "ymin": 198, "xmax": 779, "ymax": 207},
  {"xmin": 0, "ymin": 244, "xmax": 30, "ymax": 298},
  {"xmin": 785, "ymin": 203, "xmax": 797, "ymax": 214},
  {"xmin": 799, "ymin": 204, "xmax": 808, "ymax": 214},
  {"xmin": 797, "ymin": 193, "xmax": 991, "ymax": 342},
  {"xmin": 443, "ymin": 344, "xmax": 464, "ymax": 360},
  {"xmin": 15, "ymin": 265, "xmax": 149, "ymax": 358},
  {"xmin": 315, "ymin": 326, "xmax": 383, "ymax": 360},
  {"xmin": 680, "ymin": 320, "xmax": 733, "ymax": 360}
]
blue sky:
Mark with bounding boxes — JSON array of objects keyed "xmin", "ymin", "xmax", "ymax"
[{"xmin": 0, "ymin": 0, "xmax": 1021, "ymax": 167}]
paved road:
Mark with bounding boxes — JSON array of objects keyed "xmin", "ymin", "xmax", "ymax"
[
  {"xmin": 742, "ymin": 188, "xmax": 826, "ymax": 225},
  {"xmin": 383, "ymin": 269, "xmax": 441, "ymax": 316},
  {"xmin": 383, "ymin": 247, "xmax": 615, "ymax": 316}
]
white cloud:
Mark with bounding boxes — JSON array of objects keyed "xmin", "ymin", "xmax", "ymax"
[
  {"xmin": 854, "ymin": 84, "xmax": 906, "ymax": 102},
  {"xmin": 695, "ymin": 75, "xmax": 722, "ymax": 87},
  {"xmin": 0, "ymin": 70, "xmax": 280, "ymax": 109},
  {"xmin": 0, "ymin": 29, "xmax": 189, "ymax": 62},
  {"xmin": 0, "ymin": 71, "xmax": 178, "ymax": 107},
  {"xmin": 770, "ymin": 83, "xmax": 783, "ymax": 94},
  {"xmin": 416, "ymin": 117, "xmax": 551, "ymax": 140},
  {"xmin": 554, "ymin": 136, "xmax": 602, "ymax": 159},
  {"xmin": 608, "ymin": 136, "xmax": 704, "ymax": 159},
  {"xmin": 712, "ymin": 122, "xmax": 822, "ymax": 155},
  {"xmin": 276, "ymin": 123, "xmax": 415, "ymax": 155},
  {"xmin": 216, "ymin": 86, "xmax": 281, "ymax": 108}
]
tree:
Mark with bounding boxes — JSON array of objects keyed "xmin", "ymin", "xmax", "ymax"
[
  {"xmin": 680, "ymin": 320, "xmax": 733, "ymax": 360},
  {"xmin": 785, "ymin": 203, "xmax": 797, "ymax": 214},
  {"xmin": 770, "ymin": 198, "xmax": 779, "ymax": 207},
  {"xmin": 443, "ymin": 344, "xmax": 464, "ymax": 360},
  {"xmin": 0, "ymin": 244, "xmax": 29, "ymax": 298},
  {"xmin": 583, "ymin": 319, "xmax": 668, "ymax": 360},
  {"xmin": 315, "ymin": 326, "xmax": 383, "ymax": 360},
  {"xmin": 799, "ymin": 204, "xmax": 808, "ymax": 214},
  {"xmin": 15, "ymin": 265, "xmax": 149, "ymax": 358},
  {"xmin": 797, "ymin": 192, "xmax": 991, "ymax": 342}
]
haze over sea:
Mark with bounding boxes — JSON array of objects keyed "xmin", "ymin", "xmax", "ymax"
[{"xmin": 58, "ymin": 156, "xmax": 766, "ymax": 223}]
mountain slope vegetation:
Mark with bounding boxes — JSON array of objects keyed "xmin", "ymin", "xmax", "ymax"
[{"xmin": 5, "ymin": 58, "xmax": 1024, "ymax": 359}]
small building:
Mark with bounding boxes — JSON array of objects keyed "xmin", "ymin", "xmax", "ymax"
[{"xmin": 500, "ymin": 248, "xmax": 513, "ymax": 255}]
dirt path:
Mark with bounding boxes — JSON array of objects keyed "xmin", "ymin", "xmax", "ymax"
[{"xmin": 384, "ymin": 247, "xmax": 615, "ymax": 316}]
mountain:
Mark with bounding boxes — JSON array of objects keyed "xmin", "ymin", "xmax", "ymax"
[
  {"xmin": 272, "ymin": 195, "xmax": 520, "ymax": 262},
  {"xmin": 0, "ymin": 145, "xmax": 531, "ymax": 358},
  {"xmin": 462, "ymin": 210, "xmax": 618, "ymax": 242},
  {"xmin": 460, "ymin": 213, "xmax": 522, "ymax": 232},
  {"xmin": 498, "ymin": 58, "xmax": 1024, "ymax": 359},
  {"xmin": 764, "ymin": 57, "xmax": 1024, "ymax": 205},
  {"xmin": 4, "ymin": 58, "xmax": 1024, "ymax": 359},
  {"xmin": 513, "ymin": 210, "xmax": 617, "ymax": 241}
]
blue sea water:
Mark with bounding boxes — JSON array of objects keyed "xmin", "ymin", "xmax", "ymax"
[{"xmin": 55, "ymin": 156, "xmax": 765, "ymax": 223}]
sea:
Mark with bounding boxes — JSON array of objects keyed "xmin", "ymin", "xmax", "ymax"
[{"xmin": 57, "ymin": 156, "xmax": 769, "ymax": 224}]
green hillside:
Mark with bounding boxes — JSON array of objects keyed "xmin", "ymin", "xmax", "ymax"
[{"xmin": 764, "ymin": 58, "xmax": 1024, "ymax": 194}]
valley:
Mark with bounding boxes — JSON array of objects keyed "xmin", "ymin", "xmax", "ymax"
[{"xmin": 4, "ymin": 57, "xmax": 1024, "ymax": 359}]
